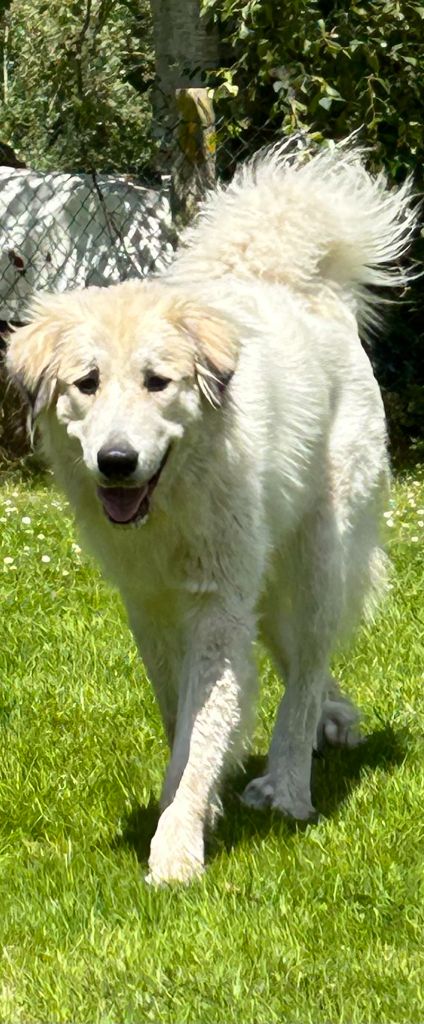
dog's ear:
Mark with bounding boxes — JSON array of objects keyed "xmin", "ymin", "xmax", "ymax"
[
  {"xmin": 6, "ymin": 297, "xmax": 63, "ymax": 435},
  {"xmin": 180, "ymin": 311, "xmax": 239, "ymax": 408}
]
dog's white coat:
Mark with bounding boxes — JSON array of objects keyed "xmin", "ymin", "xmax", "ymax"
[{"xmin": 7, "ymin": 141, "xmax": 415, "ymax": 883}]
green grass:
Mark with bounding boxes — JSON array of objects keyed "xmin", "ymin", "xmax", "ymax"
[{"xmin": 0, "ymin": 464, "xmax": 423, "ymax": 1023}]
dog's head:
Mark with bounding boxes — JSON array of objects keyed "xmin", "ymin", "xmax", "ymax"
[{"xmin": 7, "ymin": 281, "xmax": 239, "ymax": 525}]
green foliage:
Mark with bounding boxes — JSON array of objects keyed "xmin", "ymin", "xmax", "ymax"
[
  {"xmin": 0, "ymin": 351, "xmax": 27, "ymax": 465},
  {"xmin": 0, "ymin": 0, "xmax": 422, "ymax": 446},
  {"xmin": 375, "ymin": 263, "xmax": 424, "ymax": 462},
  {"xmin": 204, "ymin": 0, "xmax": 424, "ymax": 447},
  {"xmin": 0, "ymin": 0, "xmax": 154, "ymax": 173},
  {"xmin": 205, "ymin": 0, "xmax": 423, "ymax": 179}
]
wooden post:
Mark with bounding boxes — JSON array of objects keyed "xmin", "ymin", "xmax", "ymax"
[
  {"xmin": 150, "ymin": 0, "xmax": 219, "ymax": 231},
  {"xmin": 171, "ymin": 86, "xmax": 216, "ymax": 231}
]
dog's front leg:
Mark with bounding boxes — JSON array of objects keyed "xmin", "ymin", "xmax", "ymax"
[{"xmin": 146, "ymin": 607, "xmax": 255, "ymax": 885}]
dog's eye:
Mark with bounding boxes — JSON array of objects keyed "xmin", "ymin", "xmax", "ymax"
[
  {"xmin": 145, "ymin": 373, "xmax": 172, "ymax": 393},
  {"xmin": 74, "ymin": 370, "xmax": 99, "ymax": 395}
]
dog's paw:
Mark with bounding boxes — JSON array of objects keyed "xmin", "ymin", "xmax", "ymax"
[
  {"xmin": 146, "ymin": 805, "xmax": 204, "ymax": 886},
  {"xmin": 271, "ymin": 793, "xmax": 320, "ymax": 823},
  {"xmin": 241, "ymin": 774, "xmax": 275, "ymax": 809},
  {"xmin": 316, "ymin": 696, "xmax": 362, "ymax": 751},
  {"xmin": 241, "ymin": 775, "xmax": 319, "ymax": 823}
]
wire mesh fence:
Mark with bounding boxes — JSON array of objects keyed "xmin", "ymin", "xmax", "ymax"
[
  {"xmin": 0, "ymin": 107, "xmax": 422, "ymax": 464},
  {"xmin": 0, "ymin": 99, "xmax": 269, "ymax": 460},
  {"xmin": 0, "ymin": 97, "xmax": 282, "ymax": 332},
  {"xmin": 0, "ymin": 168, "xmax": 175, "ymax": 327}
]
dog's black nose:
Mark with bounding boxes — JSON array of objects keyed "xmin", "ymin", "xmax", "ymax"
[{"xmin": 97, "ymin": 445, "xmax": 138, "ymax": 479}]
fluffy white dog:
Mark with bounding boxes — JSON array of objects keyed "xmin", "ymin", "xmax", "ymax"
[{"xmin": 7, "ymin": 140, "xmax": 415, "ymax": 884}]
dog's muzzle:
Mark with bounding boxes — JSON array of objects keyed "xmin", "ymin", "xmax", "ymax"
[{"xmin": 96, "ymin": 447, "xmax": 170, "ymax": 525}]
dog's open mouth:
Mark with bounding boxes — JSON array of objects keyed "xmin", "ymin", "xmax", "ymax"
[{"xmin": 97, "ymin": 449, "xmax": 169, "ymax": 525}]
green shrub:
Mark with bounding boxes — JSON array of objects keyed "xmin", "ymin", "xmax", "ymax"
[
  {"xmin": 204, "ymin": 0, "xmax": 423, "ymax": 451},
  {"xmin": 206, "ymin": 0, "xmax": 423, "ymax": 178},
  {"xmin": 0, "ymin": 344, "xmax": 28, "ymax": 465}
]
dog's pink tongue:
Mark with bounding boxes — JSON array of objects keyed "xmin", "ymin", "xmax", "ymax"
[{"xmin": 97, "ymin": 485, "xmax": 147, "ymax": 523}]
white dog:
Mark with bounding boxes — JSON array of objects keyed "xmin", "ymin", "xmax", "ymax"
[{"xmin": 7, "ymin": 140, "xmax": 415, "ymax": 884}]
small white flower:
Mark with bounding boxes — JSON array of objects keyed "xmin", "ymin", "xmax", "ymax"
[
  {"xmin": 37, "ymin": 533, "xmax": 46, "ymax": 540},
  {"xmin": 385, "ymin": 518, "xmax": 395, "ymax": 528},
  {"xmin": 71, "ymin": 543, "xmax": 81, "ymax": 554},
  {"xmin": 41, "ymin": 554, "xmax": 51, "ymax": 563},
  {"xmin": 411, "ymin": 536, "xmax": 419, "ymax": 543},
  {"xmin": 23, "ymin": 545, "xmax": 30, "ymax": 552},
  {"xmin": 418, "ymin": 521, "xmax": 423, "ymax": 528},
  {"xmin": 62, "ymin": 569, "xmax": 69, "ymax": 576},
  {"xmin": 21, "ymin": 516, "xmax": 31, "ymax": 525},
  {"xmin": 3, "ymin": 556, "xmax": 14, "ymax": 565}
]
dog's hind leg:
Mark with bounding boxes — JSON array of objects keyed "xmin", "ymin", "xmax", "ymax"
[
  {"xmin": 315, "ymin": 675, "xmax": 362, "ymax": 751},
  {"xmin": 243, "ymin": 505, "xmax": 345, "ymax": 820}
]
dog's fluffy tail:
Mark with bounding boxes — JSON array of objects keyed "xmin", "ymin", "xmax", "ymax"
[{"xmin": 177, "ymin": 136, "xmax": 417, "ymax": 333}]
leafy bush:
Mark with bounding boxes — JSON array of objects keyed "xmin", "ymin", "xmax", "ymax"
[
  {"xmin": 0, "ymin": 340, "xmax": 28, "ymax": 465},
  {"xmin": 0, "ymin": 0, "xmax": 154, "ymax": 174},
  {"xmin": 205, "ymin": 0, "xmax": 423, "ymax": 177},
  {"xmin": 1, "ymin": 0, "xmax": 422, "ymax": 455},
  {"xmin": 204, "ymin": 0, "xmax": 423, "ymax": 451}
]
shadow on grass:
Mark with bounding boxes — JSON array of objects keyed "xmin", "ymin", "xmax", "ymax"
[
  {"xmin": 311, "ymin": 722, "xmax": 409, "ymax": 819},
  {"xmin": 115, "ymin": 723, "xmax": 409, "ymax": 869},
  {"xmin": 213, "ymin": 723, "xmax": 409, "ymax": 856},
  {"xmin": 114, "ymin": 800, "xmax": 161, "ymax": 866}
]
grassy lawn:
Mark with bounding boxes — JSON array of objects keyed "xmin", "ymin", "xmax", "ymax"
[{"xmin": 0, "ymin": 462, "xmax": 423, "ymax": 1023}]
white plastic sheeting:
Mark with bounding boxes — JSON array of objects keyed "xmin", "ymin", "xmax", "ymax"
[{"xmin": 0, "ymin": 169, "xmax": 174, "ymax": 321}]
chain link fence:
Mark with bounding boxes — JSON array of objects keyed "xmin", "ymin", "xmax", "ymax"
[
  {"xmin": 0, "ymin": 98, "xmax": 269, "ymax": 459},
  {"xmin": 1, "ymin": 100, "xmax": 420, "ymax": 462},
  {"xmin": 0, "ymin": 162, "xmax": 178, "ymax": 459},
  {"xmin": 0, "ymin": 169, "xmax": 175, "ymax": 329},
  {"xmin": 0, "ymin": 97, "xmax": 280, "ymax": 332}
]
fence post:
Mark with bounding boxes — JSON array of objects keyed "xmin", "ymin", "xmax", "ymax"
[
  {"xmin": 171, "ymin": 87, "xmax": 216, "ymax": 232},
  {"xmin": 150, "ymin": 0, "xmax": 219, "ymax": 232}
]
